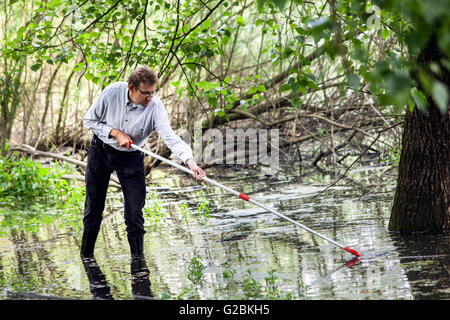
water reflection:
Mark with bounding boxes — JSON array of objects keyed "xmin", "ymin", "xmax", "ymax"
[
  {"xmin": 81, "ymin": 255, "xmax": 153, "ymax": 300},
  {"xmin": 130, "ymin": 255, "xmax": 153, "ymax": 300},
  {"xmin": 0, "ymin": 165, "xmax": 449, "ymax": 299},
  {"xmin": 82, "ymin": 257, "xmax": 113, "ymax": 300},
  {"xmin": 389, "ymin": 234, "xmax": 450, "ymax": 300}
]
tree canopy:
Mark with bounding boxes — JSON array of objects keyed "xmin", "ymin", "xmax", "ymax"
[{"xmin": 3, "ymin": 0, "xmax": 448, "ymax": 120}]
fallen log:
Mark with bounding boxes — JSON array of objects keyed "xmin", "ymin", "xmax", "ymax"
[
  {"xmin": 10, "ymin": 144, "xmax": 122, "ymax": 188},
  {"xmin": 11, "ymin": 144, "xmax": 87, "ymax": 168}
]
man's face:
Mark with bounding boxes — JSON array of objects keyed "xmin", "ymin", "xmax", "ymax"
[{"xmin": 129, "ymin": 82, "xmax": 157, "ymax": 107}]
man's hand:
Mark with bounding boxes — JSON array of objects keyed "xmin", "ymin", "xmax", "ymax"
[
  {"xmin": 110, "ymin": 128, "xmax": 133, "ymax": 149},
  {"xmin": 186, "ymin": 158, "xmax": 207, "ymax": 182}
]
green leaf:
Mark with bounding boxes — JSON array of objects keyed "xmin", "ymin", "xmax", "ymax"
[
  {"xmin": 50, "ymin": 0, "xmax": 63, "ymax": 7},
  {"xmin": 279, "ymin": 84, "xmax": 291, "ymax": 93},
  {"xmin": 292, "ymin": 97, "xmax": 302, "ymax": 110},
  {"xmin": 202, "ymin": 19, "xmax": 211, "ymax": 29},
  {"xmin": 410, "ymin": 87, "xmax": 428, "ymax": 113},
  {"xmin": 381, "ymin": 28, "xmax": 391, "ymax": 40},
  {"xmin": 431, "ymin": 81, "xmax": 449, "ymax": 115},
  {"xmin": 347, "ymin": 73, "xmax": 360, "ymax": 89},
  {"xmin": 408, "ymin": 98, "xmax": 415, "ymax": 113},
  {"xmin": 441, "ymin": 58, "xmax": 450, "ymax": 71},
  {"xmin": 31, "ymin": 63, "xmax": 42, "ymax": 71},
  {"xmin": 73, "ymin": 63, "xmax": 84, "ymax": 72},
  {"xmin": 236, "ymin": 16, "xmax": 245, "ymax": 27},
  {"xmin": 248, "ymin": 86, "xmax": 258, "ymax": 94},
  {"xmin": 171, "ymin": 80, "xmax": 180, "ymax": 87},
  {"xmin": 256, "ymin": 0, "xmax": 265, "ymax": 11},
  {"xmin": 273, "ymin": 0, "xmax": 288, "ymax": 10},
  {"xmin": 221, "ymin": 35, "xmax": 230, "ymax": 46},
  {"xmin": 196, "ymin": 81, "xmax": 208, "ymax": 89},
  {"xmin": 208, "ymin": 96, "xmax": 218, "ymax": 106}
]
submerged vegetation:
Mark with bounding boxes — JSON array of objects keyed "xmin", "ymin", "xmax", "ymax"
[{"xmin": 166, "ymin": 250, "xmax": 305, "ymax": 300}]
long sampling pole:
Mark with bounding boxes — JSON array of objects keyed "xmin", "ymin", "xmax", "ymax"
[{"xmin": 131, "ymin": 143, "xmax": 362, "ymax": 258}]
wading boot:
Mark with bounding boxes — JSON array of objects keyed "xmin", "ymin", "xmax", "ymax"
[
  {"xmin": 80, "ymin": 229, "xmax": 99, "ymax": 258},
  {"xmin": 128, "ymin": 234, "xmax": 144, "ymax": 257}
]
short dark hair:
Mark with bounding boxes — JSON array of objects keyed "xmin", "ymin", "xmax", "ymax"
[{"xmin": 128, "ymin": 66, "xmax": 158, "ymax": 87}]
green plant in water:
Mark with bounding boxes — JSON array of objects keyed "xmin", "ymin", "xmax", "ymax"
[
  {"xmin": 187, "ymin": 249, "xmax": 205, "ymax": 285},
  {"xmin": 143, "ymin": 189, "xmax": 163, "ymax": 229},
  {"xmin": 264, "ymin": 269, "xmax": 293, "ymax": 300},
  {"xmin": 177, "ymin": 287, "xmax": 201, "ymax": 300},
  {"xmin": 242, "ymin": 270, "xmax": 261, "ymax": 299},
  {"xmin": 177, "ymin": 203, "xmax": 190, "ymax": 223},
  {"xmin": 221, "ymin": 262, "xmax": 236, "ymax": 280},
  {"xmin": 239, "ymin": 269, "xmax": 302, "ymax": 300},
  {"xmin": 197, "ymin": 190, "xmax": 210, "ymax": 224},
  {"xmin": 57, "ymin": 180, "xmax": 85, "ymax": 232}
]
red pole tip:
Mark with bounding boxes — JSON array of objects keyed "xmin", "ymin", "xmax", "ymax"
[
  {"xmin": 344, "ymin": 246, "xmax": 362, "ymax": 257},
  {"xmin": 239, "ymin": 193, "xmax": 250, "ymax": 201}
]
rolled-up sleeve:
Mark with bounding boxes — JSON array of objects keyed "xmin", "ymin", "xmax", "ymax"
[
  {"xmin": 82, "ymin": 89, "xmax": 114, "ymax": 140},
  {"xmin": 154, "ymin": 107, "xmax": 193, "ymax": 164}
]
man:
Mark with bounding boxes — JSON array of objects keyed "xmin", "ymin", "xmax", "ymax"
[{"xmin": 81, "ymin": 66, "xmax": 206, "ymax": 258}]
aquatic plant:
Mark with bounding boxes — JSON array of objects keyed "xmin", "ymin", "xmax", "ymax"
[
  {"xmin": 238, "ymin": 269, "xmax": 303, "ymax": 300},
  {"xmin": 221, "ymin": 262, "xmax": 236, "ymax": 280},
  {"xmin": 187, "ymin": 249, "xmax": 205, "ymax": 285},
  {"xmin": 177, "ymin": 203, "xmax": 190, "ymax": 223},
  {"xmin": 196, "ymin": 190, "xmax": 210, "ymax": 224},
  {"xmin": 143, "ymin": 189, "xmax": 163, "ymax": 229},
  {"xmin": 242, "ymin": 270, "xmax": 261, "ymax": 299},
  {"xmin": 263, "ymin": 269, "xmax": 296, "ymax": 300},
  {"xmin": 56, "ymin": 180, "xmax": 85, "ymax": 231},
  {"xmin": 177, "ymin": 287, "xmax": 201, "ymax": 300}
]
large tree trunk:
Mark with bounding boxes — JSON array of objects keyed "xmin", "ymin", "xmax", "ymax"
[{"xmin": 389, "ymin": 35, "xmax": 450, "ymax": 234}]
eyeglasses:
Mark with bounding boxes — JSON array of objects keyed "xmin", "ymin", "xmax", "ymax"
[{"xmin": 136, "ymin": 87, "xmax": 157, "ymax": 97}]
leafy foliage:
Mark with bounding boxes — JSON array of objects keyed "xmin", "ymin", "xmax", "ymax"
[
  {"xmin": 0, "ymin": 154, "xmax": 86, "ymax": 234},
  {"xmin": 5, "ymin": 0, "xmax": 448, "ymax": 123}
]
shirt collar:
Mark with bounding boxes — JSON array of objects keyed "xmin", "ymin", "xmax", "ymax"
[
  {"xmin": 125, "ymin": 87, "xmax": 133, "ymax": 106},
  {"xmin": 125, "ymin": 86, "xmax": 144, "ymax": 110}
]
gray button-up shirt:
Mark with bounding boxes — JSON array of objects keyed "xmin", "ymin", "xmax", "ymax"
[{"xmin": 82, "ymin": 82, "xmax": 193, "ymax": 164}]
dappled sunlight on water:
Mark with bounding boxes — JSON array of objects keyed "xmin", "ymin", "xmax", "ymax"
[{"xmin": 0, "ymin": 163, "xmax": 449, "ymax": 299}]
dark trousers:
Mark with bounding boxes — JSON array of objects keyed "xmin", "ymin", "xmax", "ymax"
[{"xmin": 83, "ymin": 136, "xmax": 146, "ymax": 239}]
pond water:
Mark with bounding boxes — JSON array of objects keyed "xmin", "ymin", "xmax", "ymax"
[{"xmin": 0, "ymin": 162, "xmax": 449, "ymax": 300}]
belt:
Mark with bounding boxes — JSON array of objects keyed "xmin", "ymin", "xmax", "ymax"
[{"xmin": 93, "ymin": 135, "xmax": 135, "ymax": 154}]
